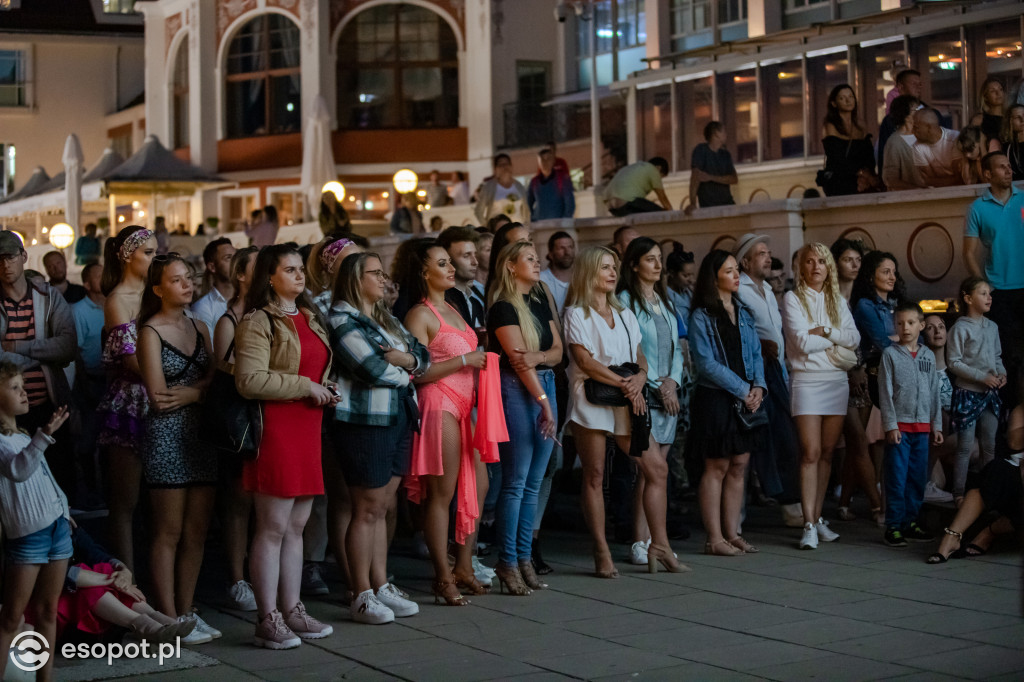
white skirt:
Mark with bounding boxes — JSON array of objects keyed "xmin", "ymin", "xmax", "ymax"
[{"xmin": 790, "ymin": 372, "xmax": 849, "ymax": 417}]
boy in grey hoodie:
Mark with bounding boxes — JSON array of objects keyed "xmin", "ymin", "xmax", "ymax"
[{"xmin": 879, "ymin": 302, "xmax": 944, "ymax": 548}]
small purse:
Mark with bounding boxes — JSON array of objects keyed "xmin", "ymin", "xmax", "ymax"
[
  {"xmin": 826, "ymin": 345, "xmax": 859, "ymax": 371},
  {"xmin": 733, "ymin": 399, "xmax": 769, "ymax": 431}
]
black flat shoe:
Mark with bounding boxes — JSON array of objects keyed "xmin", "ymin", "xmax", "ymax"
[{"xmin": 532, "ymin": 542, "xmax": 553, "ymax": 575}]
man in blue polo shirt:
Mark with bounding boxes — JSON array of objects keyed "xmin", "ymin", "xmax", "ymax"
[{"xmin": 963, "ymin": 151, "xmax": 1024, "ymax": 399}]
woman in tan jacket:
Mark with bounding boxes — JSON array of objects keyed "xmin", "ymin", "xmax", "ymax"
[{"xmin": 234, "ymin": 244, "xmax": 337, "ymax": 650}]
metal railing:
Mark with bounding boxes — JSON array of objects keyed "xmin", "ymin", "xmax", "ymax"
[{"xmin": 501, "ymin": 100, "xmax": 593, "ymax": 149}]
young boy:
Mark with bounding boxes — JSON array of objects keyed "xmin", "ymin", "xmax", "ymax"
[{"xmin": 878, "ymin": 302, "xmax": 944, "ymax": 547}]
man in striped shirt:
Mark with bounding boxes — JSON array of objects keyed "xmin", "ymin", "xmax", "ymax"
[{"xmin": 0, "ymin": 231, "xmax": 77, "ymax": 497}]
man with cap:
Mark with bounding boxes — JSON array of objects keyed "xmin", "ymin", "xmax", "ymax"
[
  {"xmin": 735, "ymin": 233, "xmax": 803, "ymax": 527},
  {"xmin": 0, "ymin": 230, "xmax": 77, "ymax": 496}
]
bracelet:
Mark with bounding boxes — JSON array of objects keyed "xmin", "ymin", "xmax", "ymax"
[
  {"xmin": 536, "ymin": 393, "xmax": 548, "ymax": 402},
  {"xmin": 460, "ymin": 355, "xmax": 466, "ymax": 367}
]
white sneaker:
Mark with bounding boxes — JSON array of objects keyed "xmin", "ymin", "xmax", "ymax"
[
  {"xmin": 229, "ymin": 580, "xmax": 257, "ymax": 611},
  {"xmin": 924, "ymin": 481, "xmax": 954, "ymax": 503},
  {"xmin": 629, "ymin": 540, "xmax": 649, "ymax": 565},
  {"xmin": 471, "ymin": 555, "xmax": 494, "ymax": 587},
  {"xmin": 351, "ymin": 589, "xmax": 394, "ymax": 625},
  {"xmin": 191, "ymin": 613, "xmax": 222, "ymax": 639},
  {"xmin": 799, "ymin": 522, "xmax": 818, "ymax": 550},
  {"xmin": 815, "ymin": 517, "xmax": 839, "ymax": 542},
  {"xmin": 177, "ymin": 616, "xmax": 213, "ymax": 645},
  {"xmin": 375, "ymin": 583, "xmax": 419, "ymax": 617}
]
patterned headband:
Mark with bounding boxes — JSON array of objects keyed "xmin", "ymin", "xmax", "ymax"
[
  {"xmin": 320, "ymin": 238, "xmax": 354, "ymax": 274},
  {"xmin": 119, "ymin": 228, "xmax": 154, "ymax": 262}
]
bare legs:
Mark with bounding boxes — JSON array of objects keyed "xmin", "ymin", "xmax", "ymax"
[
  {"xmin": 219, "ymin": 473, "xmax": 252, "ymax": 586},
  {"xmin": 700, "ymin": 453, "xmax": 750, "ymax": 549},
  {"xmin": 106, "ymin": 445, "xmax": 142, "ymax": 571},
  {"xmin": 149, "ymin": 486, "xmax": 216, "ymax": 616},
  {"xmin": 423, "ymin": 413, "xmax": 473, "ymax": 581},
  {"xmin": 575, "ymin": 424, "xmax": 630, "ymax": 575},
  {"xmin": 323, "ymin": 452, "xmax": 353, "ymax": 588},
  {"xmin": 250, "ymin": 493, "xmax": 314, "ymax": 619},
  {"xmin": 346, "ymin": 476, "xmax": 401, "ymax": 594},
  {"xmin": 796, "ymin": 415, "xmax": 845, "ymax": 524},
  {"xmin": 0, "ymin": 559, "xmax": 68, "ymax": 682}
]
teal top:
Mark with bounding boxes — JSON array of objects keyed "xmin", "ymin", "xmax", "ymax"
[{"xmin": 965, "ymin": 186, "xmax": 1024, "ymax": 290}]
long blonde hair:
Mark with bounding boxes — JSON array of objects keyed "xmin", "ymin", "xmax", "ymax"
[
  {"xmin": 565, "ymin": 246, "xmax": 624, "ymax": 318},
  {"xmin": 794, "ymin": 242, "xmax": 843, "ymax": 327},
  {"xmin": 490, "ymin": 241, "xmax": 542, "ymax": 351},
  {"xmin": 333, "ymin": 252, "xmax": 404, "ymax": 338}
]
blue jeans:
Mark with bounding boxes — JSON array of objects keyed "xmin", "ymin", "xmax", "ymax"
[
  {"xmin": 883, "ymin": 431, "xmax": 929, "ymax": 529},
  {"xmin": 496, "ymin": 370, "xmax": 556, "ymax": 566}
]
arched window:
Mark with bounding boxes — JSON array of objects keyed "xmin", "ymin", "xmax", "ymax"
[
  {"xmin": 337, "ymin": 4, "xmax": 458, "ymax": 129},
  {"xmin": 225, "ymin": 14, "xmax": 301, "ymax": 138},
  {"xmin": 171, "ymin": 43, "xmax": 189, "ymax": 148}
]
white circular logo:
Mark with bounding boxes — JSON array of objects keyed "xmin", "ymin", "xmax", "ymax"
[{"xmin": 9, "ymin": 631, "xmax": 50, "ymax": 672}]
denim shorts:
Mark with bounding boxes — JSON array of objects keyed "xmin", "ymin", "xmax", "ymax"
[{"xmin": 5, "ymin": 517, "xmax": 73, "ymax": 564}]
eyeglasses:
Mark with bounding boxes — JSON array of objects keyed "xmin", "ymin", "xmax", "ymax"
[{"xmin": 365, "ymin": 269, "xmax": 391, "ymax": 282}]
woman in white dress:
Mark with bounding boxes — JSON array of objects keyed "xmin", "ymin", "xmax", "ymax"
[
  {"xmin": 564, "ymin": 247, "xmax": 647, "ymax": 578},
  {"xmin": 781, "ymin": 242, "xmax": 860, "ymax": 550}
]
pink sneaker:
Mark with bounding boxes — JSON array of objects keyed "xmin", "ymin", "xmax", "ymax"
[
  {"xmin": 284, "ymin": 601, "xmax": 333, "ymax": 639},
  {"xmin": 254, "ymin": 610, "xmax": 300, "ymax": 650}
]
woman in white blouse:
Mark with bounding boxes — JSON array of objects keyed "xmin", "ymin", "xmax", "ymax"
[
  {"xmin": 781, "ymin": 242, "xmax": 860, "ymax": 550},
  {"xmin": 564, "ymin": 246, "xmax": 647, "ymax": 579}
]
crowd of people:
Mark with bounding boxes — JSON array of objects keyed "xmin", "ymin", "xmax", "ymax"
[{"xmin": 0, "ymin": 145, "xmax": 1021, "ymax": 677}]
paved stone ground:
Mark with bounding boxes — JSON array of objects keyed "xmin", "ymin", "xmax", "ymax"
[{"xmin": 57, "ymin": 501, "xmax": 1023, "ymax": 681}]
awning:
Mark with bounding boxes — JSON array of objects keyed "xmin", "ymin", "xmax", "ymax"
[{"xmin": 541, "ymin": 85, "xmax": 615, "ymax": 107}]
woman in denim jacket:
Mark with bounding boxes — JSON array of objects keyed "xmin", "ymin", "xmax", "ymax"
[
  {"xmin": 851, "ymin": 250, "xmax": 905, "ymax": 406},
  {"xmin": 689, "ymin": 250, "xmax": 767, "ymax": 556},
  {"xmin": 617, "ymin": 237, "xmax": 687, "ymax": 571}
]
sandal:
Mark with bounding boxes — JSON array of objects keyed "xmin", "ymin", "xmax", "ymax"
[
  {"xmin": 592, "ymin": 550, "xmax": 620, "ymax": 579},
  {"xmin": 926, "ymin": 527, "xmax": 962, "ymax": 564},
  {"xmin": 452, "ymin": 570, "xmax": 490, "ymax": 595},
  {"xmin": 727, "ymin": 536, "xmax": 759, "ymax": 554},
  {"xmin": 432, "ymin": 576, "xmax": 470, "ymax": 606},
  {"xmin": 704, "ymin": 539, "xmax": 743, "ymax": 556}
]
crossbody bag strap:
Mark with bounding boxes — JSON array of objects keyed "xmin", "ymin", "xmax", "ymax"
[{"xmin": 617, "ymin": 310, "xmax": 634, "ymax": 363}]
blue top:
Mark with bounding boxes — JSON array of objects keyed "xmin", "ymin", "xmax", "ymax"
[
  {"xmin": 965, "ymin": 186, "xmax": 1024, "ymax": 290},
  {"xmin": 527, "ymin": 170, "xmax": 576, "ymax": 221},
  {"xmin": 618, "ymin": 290, "xmax": 684, "ymax": 390},
  {"xmin": 852, "ymin": 294, "xmax": 896, "ymax": 367},
  {"xmin": 72, "ymin": 296, "xmax": 105, "ymax": 374},
  {"xmin": 668, "ymin": 287, "xmax": 691, "ymax": 339},
  {"xmin": 689, "ymin": 301, "xmax": 766, "ymax": 399}
]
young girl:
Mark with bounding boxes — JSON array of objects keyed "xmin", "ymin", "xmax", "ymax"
[
  {"xmin": 947, "ymin": 277, "xmax": 1006, "ymax": 505},
  {"xmin": 137, "ymin": 255, "xmax": 219, "ymax": 643},
  {"xmin": 0, "ymin": 362, "xmax": 70, "ymax": 682}
]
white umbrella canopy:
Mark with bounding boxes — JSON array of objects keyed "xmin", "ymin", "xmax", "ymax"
[
  {"xmin": 300, "ymin": 95, "xmax": 336, "ymax": 221},
  {"xmin": 62, "ymin": 133, "xmax": 84, "ymax": 234}
]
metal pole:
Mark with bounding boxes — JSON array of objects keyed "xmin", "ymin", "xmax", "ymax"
[{"xmin": 589, "ymin": 2, "xmax": 601, "ymax": 187}]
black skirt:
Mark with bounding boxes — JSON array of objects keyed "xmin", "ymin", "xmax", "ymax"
[
  {"xmin": 689, "ymin": 384, "xmax": 761, "ymax": 459},
  {"xmin": 976, "ymin": 458, "xmax": 1023, "ymax": 528}
]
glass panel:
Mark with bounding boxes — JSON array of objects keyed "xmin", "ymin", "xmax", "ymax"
[
  {"xmin": 0, "ymin": 143, "xmax": 14, "ymax": 198},
  {"xmin": 338, "ymin": 68, "xmax": 397, "ymax": 128},
  {"xmin": 225, "ymin": 78, "xmax": 266, "ymax": 137},
  {"xmin": 856, "ymin": 41, "xmax": 904, "ymax": 132},
  {"xmin": 718, "ymin": 0, "xmax": 746, "ymax": 24},
  {"xmin": 969, "ymin": 21, "xmax": 1022, "ymax": 124},
  {"xmin": 517, "ymin": 62, "xmax": 550, "ymax": 103},
  {"xmin": 718, "ymin": 68, "xmax": 758, "ymax": 163},
  {"xmin": 269, "ymin": 75, "xmax": 301, "ymax": 134},
  {"xmin": 172, "ymin": 46, "xmax": 189, "ymax": 148},
  {"xmin": 0, "ymin": 49, "xmax": 24, "ymax": 107},
  {"xmin": 807, "ymin": 51, "xmax": 850, "ymax": 155},
  {"xmin": 679, "ymin": 76, "xmax": 714, "ymax": 159},
  {"xmin": 227, "ymin": 16, "xmax": 267, "ymax": 74},
  {"xmin": 762, "ymin": 60, "xmax": 804, "ymax": 160},
  {"xmin": 268, "ymin": 15, "xmax": 301, "ymax": 70},
  {"xmin": 912, "ymin": 30, "xmax": 963, "ymax": 129},
  {"xmin": 639, "ymin": 85, "xmax": 672, "ymax": 167}
]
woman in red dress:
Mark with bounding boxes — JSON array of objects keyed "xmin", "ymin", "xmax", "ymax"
[{"xmin": 234, "ymin": 245, "xmax": 338, "ymax": 650}]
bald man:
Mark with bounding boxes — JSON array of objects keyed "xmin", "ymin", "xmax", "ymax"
[{"xmin": 912, "ymin": 108, "xmax": 963, "ymax": 187}]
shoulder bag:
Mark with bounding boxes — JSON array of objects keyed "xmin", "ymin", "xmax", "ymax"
[
  {"xmin": 198, "ymin": 310, "xmax": 269, "ymax": 461},
  {"xmin": 584, "ymin": 311, "xmax": 640, "ymax": 407}
]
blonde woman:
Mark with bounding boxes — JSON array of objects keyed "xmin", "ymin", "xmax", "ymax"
[
  {"xmin": 564, "ymin": 246, "xmax": 647, "ymax": 578},
  {"xmin": 487, "ymin": 241, "xmax": 561, "ymax": 594},
  {"xmin": 781, "ymin": 243, "xmax": 861, "ymax": 550}
]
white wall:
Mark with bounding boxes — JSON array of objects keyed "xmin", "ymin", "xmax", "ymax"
[{"xmin": 0, "ymin": 36, "xmax": 144, "ymax": 190}]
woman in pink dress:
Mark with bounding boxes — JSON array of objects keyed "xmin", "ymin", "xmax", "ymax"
[{"xmin": 403, "ymin": 239, "xmax": 487, "ymax": 606}]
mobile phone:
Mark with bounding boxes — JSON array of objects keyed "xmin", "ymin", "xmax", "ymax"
[{"xmin": 329, "ymin": 385, "xmax": 341, "ymax": 398}]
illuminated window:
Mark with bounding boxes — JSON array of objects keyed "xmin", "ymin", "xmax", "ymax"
[
  {"xmin": 0, "ymin": 50, "xmax": 27, "ymax": 107},
  {"xmin": 225, "ymin": 14, "xmax": 302, "ymax": 138}
]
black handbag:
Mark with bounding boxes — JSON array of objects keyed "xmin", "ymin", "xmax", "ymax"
[
  {"xmin": 733, "ymin": 399, "xmax": 769, "ymax": 431},
  {"xmin": 628, "ymin": 389, "xmax": 652, "ymax": 458},
  {"xmin": 584, "ymin": 311, "xmax": 641, "ymax": 407},
  {"xmin": 198, "ymin": 311, "xmax": 267, "ymax": 460}
]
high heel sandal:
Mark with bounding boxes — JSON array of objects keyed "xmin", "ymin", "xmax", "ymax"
[
  {"xmin": 452, "ymin": 569, "xmax": 490, "ymax": 595},
  {"xmin": 432, "ymin": 576, "xmax": 470, "ymax": 606},
  {"xmin": 704, "ymin": 539, "xmax": 743, "ymax": 556},
  {"xmin": 926, "ymin": 528, "xmax": 962, "ymax": 564},
  {"xmin": 728, "ymin": 536, "xmax": 759, "ymax": 554},
  {"xmin": 592, "ymin": 550, "xmax": 620, "ymax": 579},
  {"xmin": 494, "ymin": 564, "xmax": 532, "ymax": 596},
  {"xmin": 518, "ymin": 561, "xmax": 548, "ymax": 590},
  {"xmin": 647, "ymin": 544, "xmax": 691, "ymax": 573}
]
